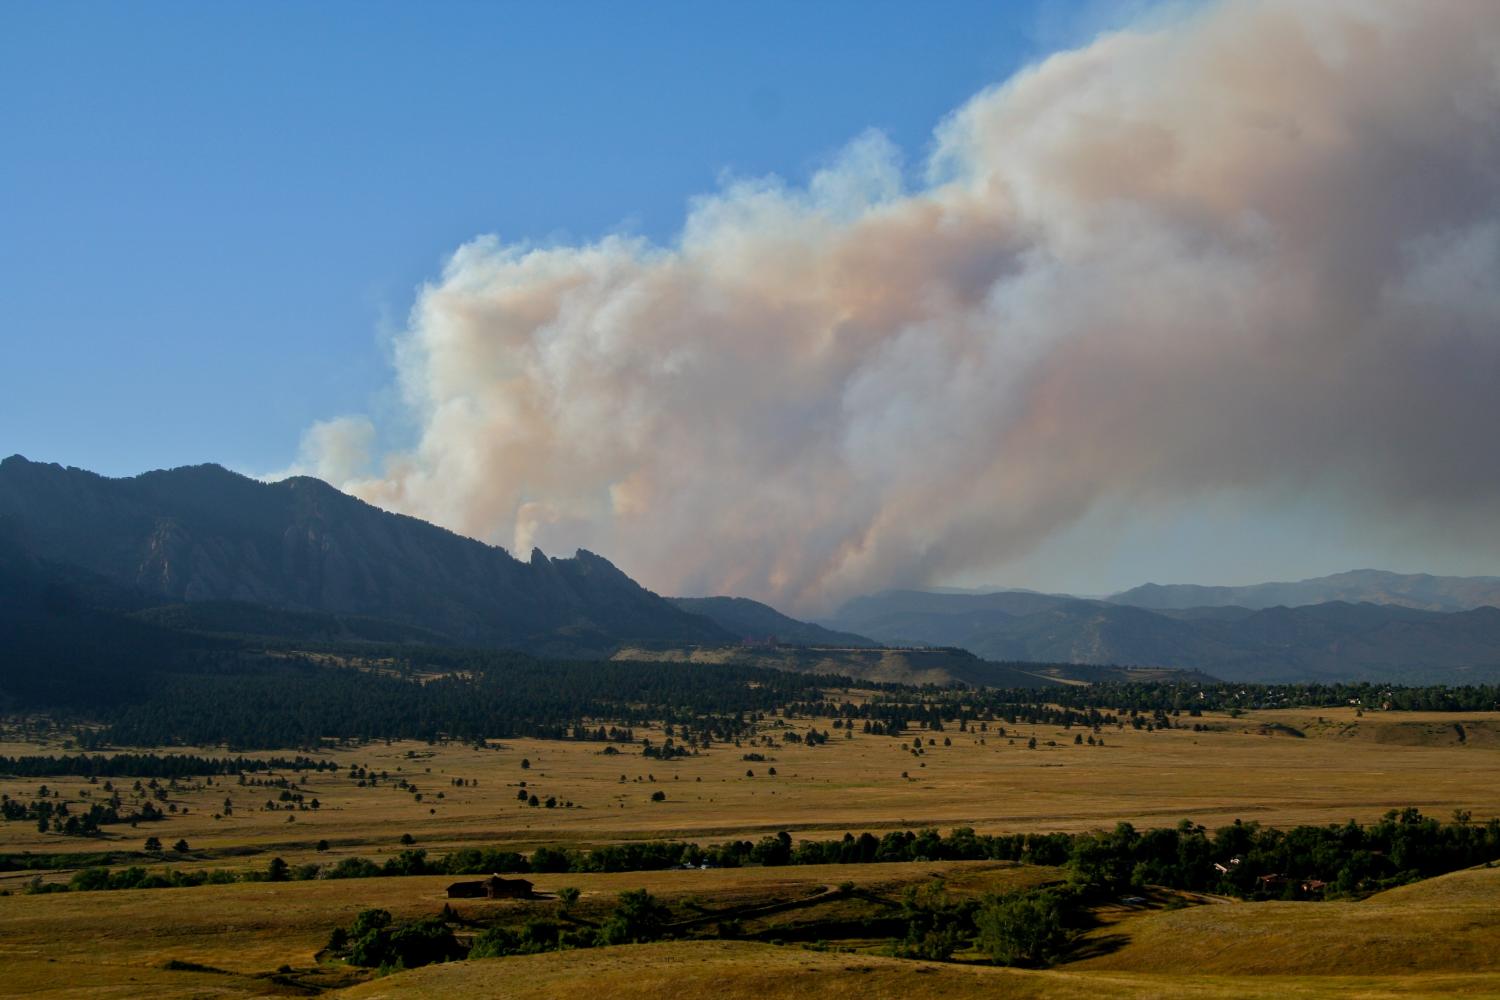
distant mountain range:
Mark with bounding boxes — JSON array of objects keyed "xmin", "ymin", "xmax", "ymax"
[
  {"xmin": 823, "ymin": 585, "xmax": 1500, "ymax": 684},
  {"xmin": 1108, "ymin": 569, "xmax": 1500, "ymax": 613},
  {"xmin": 0, "ymin": 455, "xmax": 731, "ymax": 657},
  {"xmin": 0, "ymin": 455, "xmax": 896, "ymax": 663},
  {"xmin": 7, "ymin": 453, "xmax": 1500, "ymax": 687}
]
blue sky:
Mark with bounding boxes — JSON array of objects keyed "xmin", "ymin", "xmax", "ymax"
[
  {"xmin": 16, "ymin": 1, "xmax": 1485, "ymax": 600},
  {"xmin": 1, "ymin": 0, "xmax": 1110, "ymax": 478}
]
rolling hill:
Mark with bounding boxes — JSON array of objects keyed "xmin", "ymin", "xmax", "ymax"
[{"xmin": 1070, "ymin": 863, "xmax": 1500, "ymax": 977}]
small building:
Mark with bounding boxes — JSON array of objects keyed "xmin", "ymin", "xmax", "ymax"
[{"xmin": 446, "ymin": 874, "xmax": 535, "ymax": 899}]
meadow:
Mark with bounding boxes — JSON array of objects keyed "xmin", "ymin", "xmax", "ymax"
[
  {"xmin": 5, "ymin": 705, "xmax": 1499, "ymax": 878},
  {"xmin": 3, "ymin": 704, "xmax": 1500, "ymax": 996}
]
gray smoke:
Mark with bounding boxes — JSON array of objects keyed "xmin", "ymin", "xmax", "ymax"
[{"xmin": 287, "ymin": 0, "xmax": 1500, "ymax": 612}]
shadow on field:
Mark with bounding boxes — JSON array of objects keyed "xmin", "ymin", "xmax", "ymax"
[{"xmin": 1062, "ymin": 931, "xmax": 1131, "ymax": 962}]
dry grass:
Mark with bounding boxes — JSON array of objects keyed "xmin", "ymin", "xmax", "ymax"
[
  {"xmin": 5, "ymin": 706, "xmax": 1500, "ymax": 995},
  {"xmin": 6, "ymin": 706, "xmax": 1500, "ymax": 889},
  {"xmin": 1068, "ymin": 864, "xmax": 1500, "ymax": 976},
  {"xmin": 0, "ymin": 860, "xmax": 1042, "ymax": 999},
  {"xmin": 335, "ymin": 941, "xmax": 1500, "ymax": 1000}
]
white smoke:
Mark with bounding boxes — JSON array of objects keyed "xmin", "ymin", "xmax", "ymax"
[
  {"xmin": 267, "ymin": 416, "xmax": 377, "ymax": 487},
  {"xmin": 306, "ymin": 0, "xmax": 1500, "ymax": 612}
]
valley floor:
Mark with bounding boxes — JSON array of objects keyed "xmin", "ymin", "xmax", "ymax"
[
  {"xmin": 3, "ymin": 706, "xmax": 1500, "ymax": 996},
  {"xmin": 5, "ymin": 705, "xmax": 1500, "ymax": 886}
]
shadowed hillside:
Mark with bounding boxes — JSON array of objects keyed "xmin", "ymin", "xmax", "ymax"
[
  {"xmin": 669, "ymin": 596, "xmax": 876, "ymax": 647},
  {"xmin": 0, "ymin": 456, "xmax": 730, "ymax": 655}
]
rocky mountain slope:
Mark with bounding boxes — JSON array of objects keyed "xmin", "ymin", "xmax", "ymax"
[{"xmin": 0, "ymin": 455, "xmax": 730, "ymax": 655}]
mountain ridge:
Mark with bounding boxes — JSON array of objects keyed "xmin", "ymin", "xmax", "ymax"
[
  {"xmin": 668, "ymin": 596, "xmax": 876, "ymax": 647},
  {"xmin": 824, "ymin": 588, "xmax": 1500, "ymax": 684},
  {"xmin": 1108, "ymin": 568, "xmax": 1500, "ymax": 613},
  {"xmin": 0, "ymin": 454, "xmax": 731, "ymax": 655}
]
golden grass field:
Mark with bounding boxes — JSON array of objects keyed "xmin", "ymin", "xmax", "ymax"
[
  {"xmin": 5, "ymin": 705, "xmax": 1500, "ymax": 884},
  {"xmin": 3, "ymin": 705, "xmax": 1500, "ymax": 997},
  {"xmin": 1071, "ymin": 863, "xmax": 1500, "ymax": 976},
  {"xmin": 337, "ymin": 941, "xmax": 1500, "ymax": 1000}
]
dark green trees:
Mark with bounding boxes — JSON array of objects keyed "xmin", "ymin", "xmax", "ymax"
[
  {"xmin": 598, "ymin": 889, "xmax": 671, "ymax": 945},
  {"xmin": 974, "ymin": 892, "xmax": 1069, "ymax": 967},
  {"xmin": 339, "ymin": 908, "xmax": 462, "ymax": 969}
]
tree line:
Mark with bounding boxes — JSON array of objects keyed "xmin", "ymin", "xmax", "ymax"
[
  {"xmin": 59, "ymin": 651, "xmax": 841, "ymax": 750},
  {"xmin": 28, "ymin": 807, "xmax": 1499, "ymax": 902},
  {"xmin": 0, "ymin": 753, "xmax": 336, "ymax": 778}
]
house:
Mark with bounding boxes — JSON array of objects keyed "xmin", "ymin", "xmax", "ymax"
[
  {"xmin": 1257, "ymin": 873, "xmax": 1290, "ymax": 889},
  {"xmin": 1300, "ymin": 879, "xmax": 1329, "ymax": 893},
  {"xmin": 446, "ymin": 874, "xmax": 535, "ymax": 899},
  {"xmin": 1212, "ymin": 856, "xmax": 1244, "ymax": 875}
]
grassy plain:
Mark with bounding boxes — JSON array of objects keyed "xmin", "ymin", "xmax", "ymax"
[
  {"xmin": 4, "ymin": 705, "xmax": 1500, "ymax": 996},
  {"xmin": 5, "ymin": 705, "xmax": 1500, "ymax": 883}
]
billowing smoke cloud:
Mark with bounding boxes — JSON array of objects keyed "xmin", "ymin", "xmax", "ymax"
[{"xmin": 307, "ymin": 0, "xmax": 1500, "ymax": 612}]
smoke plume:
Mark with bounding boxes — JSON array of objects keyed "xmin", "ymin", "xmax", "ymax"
[{"xmin": 301, "ymin": 0, "xmax": 1500, "ymax": 612}]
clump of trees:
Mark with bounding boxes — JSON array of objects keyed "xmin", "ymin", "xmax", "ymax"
[
  {"xmin": 327, "ymin": 889, "xmax": 675, "ymax": 971},
  {"xmin": 974, "ymin": 891, "xmax": 1071, "ymax": 966},
  {"xmin": 886, "ymin": 877, "xmax": 1079, "ymax": 965},
  {"xmin": 324, "ymin": 908, "xmax": 464, "ymax": 970},
  {"xmin": 3, "ymin": 791, "xmax": 163, "ymax": 837}
]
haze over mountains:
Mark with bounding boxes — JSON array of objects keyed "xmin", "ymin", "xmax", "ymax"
[
  {"xmin": 5, "ymin": 454, "xmax": 1500, "ymax": 687},
  {"xmin": 1109, "ymin": 570, "xmax": 1500, "ymax": 614},
  {"xmin": 824, "ymin": 584, "xmax": 1500, "ymax": 685}
]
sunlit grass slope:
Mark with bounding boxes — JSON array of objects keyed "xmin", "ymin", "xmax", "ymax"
[
  {"xmin": 336, "ymin": 940, "xmax": 1500, "ymax": 1000},
  {"xmin": 1069, "ymin": 863, "xmax": 1500, "ymax": 976}
]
